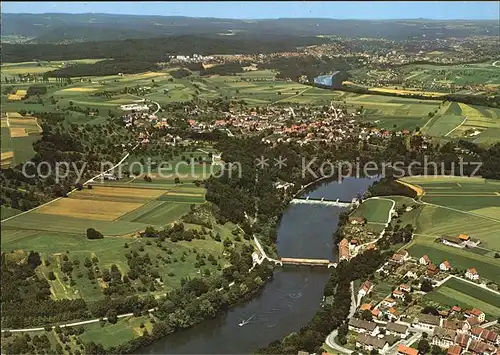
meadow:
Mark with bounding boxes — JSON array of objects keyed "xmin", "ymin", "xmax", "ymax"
[
  {"xmin": 406, "ymin": 235, "xmax": 500, "ymax": 283},
  {"xmin": 398, "ymin": 176, "xmax": 500, "ymax": 255},
  {"xmin": 0, "ymin": 112, "xmax": 42, "ymax": 167},
  {"xmin": 79, "ymin": 315, "xmax": 153, "ymax": 349},
  {"xmin": 350, "ymin": 198, "xmax": 393, "ymax": 224},
  {"xmin": 425, "ymin": 277, "xmax": 500, "ymax": 319}
]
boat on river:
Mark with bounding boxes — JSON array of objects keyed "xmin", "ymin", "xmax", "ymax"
[{"xmin": 238, "ymin": 314, "xmax": 255, "ymax": 327}]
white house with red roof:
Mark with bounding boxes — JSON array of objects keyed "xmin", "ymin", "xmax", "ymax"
[
  {"xmin": 440, "ymin": 260, "xmax": 452, "ymax": 271},
  {"xmin": 419, "ymin": 255, "xmax": 431, "ymax": 265},
  {"xmin": 465, "ymin": 268, "xmax": 480, "ymax": 281}
]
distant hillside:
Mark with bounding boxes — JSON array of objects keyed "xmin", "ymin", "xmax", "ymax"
[
  {"xmin": 2, "ymin": 35, "xmax": 328, "ymax": 63},
  {"xmin": 30, "ymin": 26, "xmax": 155, "ymax": 44},
  {"xmin": 2, "ymin": 13, "xmax": 498, "ymax": 43}
]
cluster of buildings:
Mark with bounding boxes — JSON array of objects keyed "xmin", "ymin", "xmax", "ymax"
[
  {"xmin": 183, "ymin": 105, "xmax": 375, "ymax": 146},
  {"xmin": 411, "ymin": 311, "xmax": 499, "ymax": 355},
  {"xmin": 440, "ymin": 234, "xmax": 481, "ymax": 249},
  {"xmin": 419, "ymin": 251, "xmax": 481, "ymax": 281},
  {"xmin": 169, "ymin": 53, "xmax": 215, "ymax": 64}
]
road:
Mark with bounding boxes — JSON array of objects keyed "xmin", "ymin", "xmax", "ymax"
[
  {"xmin": 271, "ymin": 87, "xmax": 311, "ymax": 105},
  {"xmin": 325, "ymin": 282, "xmax": 357, "ymax": 354},
  {"xmin": 445, "ymin": 116, "xmax": 467, "ymax": 137},
  {"xmin": 355, "ymin": 197, "xmax": 396, "ymax": 252},
  {"xmin": 0, "ymin": 143, "xmax": 140, "ymax": 223},
  {"xmin": 493, "ymin": 61, "xmax": 500, "ymax": 68},
  {"xmin": 2, "ymin": 308, "xmax": 157, "ymax": 333}
]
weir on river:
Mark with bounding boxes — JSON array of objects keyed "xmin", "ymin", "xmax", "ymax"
[{"xmin": 138, "ymin": 177, "xmax": 377, "ymax": 355}]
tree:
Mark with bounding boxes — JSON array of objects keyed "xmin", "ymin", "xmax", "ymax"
[
  {"xmin": 418, "ymin": 339, "xmax": 430, "ymax": 354},
  {"xmin": 403, "ymin": 293, "xmax": 413, "ymax": 305},
  {"xmin": 106, "ymin": 309, "xmax": 118, "ymax": 324},
  {"xmin": 420, "ymin": 279, "xmax": 433, "ymax": 292},
  {"xmin": 87, "ymin": 228, "xmax": 104, "ymax": 240},
  {"xmin": 361, "ymin": 309, "xmax": 373, "ymax": 321},
  {"xmin": 48, "ymin": 271, "xmax": 57, "ymax": 281}
]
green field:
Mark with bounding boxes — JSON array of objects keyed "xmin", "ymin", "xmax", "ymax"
[
  {"xmin": 126, "ymin": 201, "xmax": 191, "ymax": 226},
  {"xmin": 79, "ymin": 316, "xmax": 153, "ymax": 349},
  {"xmin": 425, "ymin": 277, "xmax": 500, "ymax": 319},
  {"xmin": 401, "ymin": 176, "xmax": 500, "ymax": 250},
  {"xmin": 1, "ymin": 213, "xmax": 149, "ymax": 236},
  {"xmin": 350, "ymin": 198, "xmax": 393, "ymax": 224},
  {"xmin": 0, "ymin": 206, "xmax": 22, "ymax": 219},
  {"xmin": 407, "ymin": 236, "xmax": 500, "ymax": 283}
]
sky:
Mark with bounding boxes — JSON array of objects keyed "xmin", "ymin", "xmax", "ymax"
[{"xmin": 2, "ymin": 1, "xmax": 498, "ymax": 20}]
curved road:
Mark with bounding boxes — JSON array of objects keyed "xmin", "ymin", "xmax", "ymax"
[{"xmin": 325, "ymin": 281, "xmax": 356, "ymax": 354}]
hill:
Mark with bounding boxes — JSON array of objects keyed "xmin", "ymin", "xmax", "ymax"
[{"xmin": 2, "ymin": 13, "xmax": 499, "ymax": 43}]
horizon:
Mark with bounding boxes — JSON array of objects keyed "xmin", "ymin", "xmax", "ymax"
[{"xmin": 2, "ymin": 1, "xmax": 498, "ymax": 20}]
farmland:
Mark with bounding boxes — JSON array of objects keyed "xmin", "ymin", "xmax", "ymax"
[
  {"xmin": 350, "ymin": 197, "xmax": 393, "ymax": 224},
  {"xmin": 406, "ymin": 234, "xmax": 500, "ymax": 283},
  {"xmin": 401, "ymin": 176, "xmax": 500, "ymax": 215},
  {"xmin": 0, "ymin": 112, "xmax": 42, "ymax": 167},
  {"xmin": 425, "ymin": 277, "xmax": 500, "ymax": 320}
]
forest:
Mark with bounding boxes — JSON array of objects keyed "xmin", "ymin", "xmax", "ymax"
[{"xmin": 2, "ymin": 35, "xmax": 327, "ymax": 62}]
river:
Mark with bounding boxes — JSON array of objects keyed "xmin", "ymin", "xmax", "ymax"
[{"xmin": 139, "ymin": 177, "xmax": 376, "ymax": 354}]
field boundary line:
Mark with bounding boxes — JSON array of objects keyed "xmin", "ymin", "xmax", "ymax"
[
  {"xmin": 271, "ymin": 86, "xmax": 311, "ymax": 105},
  {"xmin": 0, "ymin": 143, "xmax": 140, "ymax": 223},
  {"xmin": 445, "ymin": 116, "xmax": 467, "ymax": 137},
  {"xmin": 421, "ymin": 201, "xmax": 500, "ymax": 223}
]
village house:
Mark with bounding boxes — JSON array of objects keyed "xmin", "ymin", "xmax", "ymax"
[
  {"xmin": 442, "ymin": 319, "xmax": 466, "ymax": 333},
  {"xmin": 391, "ymin": 250, "xmax": 410, "ymax": 264},
  {"xmin": 465, "ymin": 316, "xmax": 482, "ymax": 330},
  {"xmin": 471, "ymin": 327, "xmax": 499, "ymax": 346},
  {"xmin": 386, "ymin": 322, "xmax": 409, "ymax": 339},
  {"xmin": 349, "ymin": 318, "xmax": 380, "ymax": 336},
  {"xmin": 420, "ymin": 255, "xmax": 432, "ymax": 265},
  {"xmin": 427, "ymin": 263, "xmax": 439, "ymax": 276},
  {"xmin": 399, "ymin": 284, "xmax": 411, "ymax": 293},
  {"xmin": 416, "ymin": 314, "xmax": 441, "ymax": 330},
  {"xmin": 386, "ymin": 307, "xmax": 400, "ymax": 321},
  {"xmin": 398, "ymin": 344, "xmax": 418, "ymax": 355},
  {"xmin": 440, "ymin": 260, "xmax": 452, "ymax": 271},
  {"xmin": 455, "ymin": 333, "xmax": 472, "ymax": 349},
  {"xmin": 465, "ymin": 309, "xmax": 486, "ymax": 323},
  {"xmin": 349, "ymin": 216, "xmax": 366, "ymax": 225},
  {"xmin": 447, "ymin": 344, "xmax": 462, "ymax": 355},
  {"xmin": 441, "ymin": 236, "xmax": 464, "ymax": 248},
  {"xmin": 432, "ymin": 327, "xmax": 457, "ymax": 348},
  {"xmin": 358, "ymin": 280, "xmax": 374, "ymax": 299},
  {"xmin": 382, "ymin": 298, "xmax": 397, "ymax": 308},
  {"xmin": 451, "ymin": 306, "xmax": 462, "ymax": 314},
  {"xmin": 458, "ymin": 234, "xmax": 470, "ymax": 242},
  {"xmin": 392, "ymin": 289, "xmax": 405, "ymax": 300},
  {"xmin": 371, "ymin": 308, "xmax": 381, "ymax": 319},
  {"xmin": 360, "ymin": 303, "xmax": 372, "ymax": 312},
  {"xmin": 467, "ymin": 339, "xmax": 496, "ymax": 355},
  {"xmin": 339, "ymin": 238, "xmax": 350, "ymax": 261},
  {"xmin": 355, "ymin": 334, "xmax": 389, "ymax": 354},
  {"xmin": 465, "ymin": 268, "xmax": 480, "ymax": 281}
]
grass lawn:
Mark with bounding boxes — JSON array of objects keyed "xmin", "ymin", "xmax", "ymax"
[
  {"xmin": 79, "ymin": 316, "xmax": 152, "ymax": 348},
  {"xmin": 128, "ymin": 201, "xmax": 192, "ymax": 226},
  {"xmin": 350, "ymin": 198, "xmax": 393, "ymax": 224},
  {"xmin": 1, "ymin": 212, "xmax": 148, "ymax": 236},
  {"xmin": 425, "ymin": 278, "xmax": 500, "ymax": 319},
  {"xmin": 0, "ymin": 206, "xmax": 22, "ymax": 219}
]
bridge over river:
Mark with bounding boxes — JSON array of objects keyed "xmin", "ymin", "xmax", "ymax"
[
  {"xmin": 253, "ymin": 236, "xmax": 337, "ymax": 268},
  {"xmin": 290, "ymin": 196, "xmax": 357, "ymax": 208}
]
